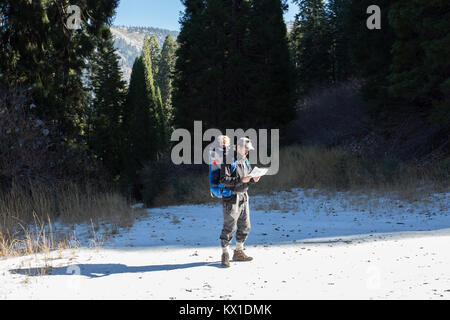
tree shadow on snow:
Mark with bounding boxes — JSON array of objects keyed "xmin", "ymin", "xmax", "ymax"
[{"xmin": 9, "ymin": 261, "xmax": 223, "ymax": 278}]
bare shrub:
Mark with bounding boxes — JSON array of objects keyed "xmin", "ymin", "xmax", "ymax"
[
  {"xmin": 286, "ymin": 80, "xmax": 449, "ymax": 163},
  {"xmin": 286, "ymin": 80, "xmax": 371, "ymax": 147},
  {"xmin": 0, "ymin": 86, "xmax": 104, "ymax": 191}
]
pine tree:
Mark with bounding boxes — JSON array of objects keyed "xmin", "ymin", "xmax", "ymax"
[
  {"xmin": 247, "ymin": 0, "xmax": 295, "ymax": 127},
  {"xmin": 142, "ymin": 36, "xmax": 167, "ymax": 155},
  {"xmin": 122, "ymin": 57, "xmax": 154, "ymax": 195},
  {"xmin": 173, "ymin": 0, "xmax": 295, "ymax": 132},
  {"xmin": 388, "ymin": 0, "xmax": 450, "ymax": 123},
  {"xmin": 155, "ymin": 34, "xmax": 178, "ymax": 128},
  {"xmin": 327, "ymin": 0, "xmax": 353, "ymax": 82},
  {"xmin": 88, "ymin": 29, "xmax": 127, "ymax": 177},
  {"xmin": 344, "ymin": 0, "xmax": 396, "ymax": 107},
  {"xmin": 146, "ymin": 35, "xmax": 161, "ymax": 77},
  {"xmin": 291, "ymin": 0, "xmax": 333, "ymax": 95},
  {"xmin": 173, "ymin": 0, "xmax": 210, "ymax": 132},
  {"xmin": 208, "ymin": 0, "xmax": 253, "ymax": 129},
  {"xmin": 155, "ymin": 86, "xmax": 168, "ymax": 151},
  {"xmin": 122, "ymin": 37, "xmax": 168, "ymax": 195}
]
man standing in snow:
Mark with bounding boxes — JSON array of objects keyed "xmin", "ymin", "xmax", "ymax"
[{"xmin": 219, "ymin": 137, "xmax": 261, "ymax": 268}]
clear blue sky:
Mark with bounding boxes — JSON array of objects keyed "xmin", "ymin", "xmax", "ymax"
[{"xmin": 114, "ymin": 0, "xmax": 299, "ymax": 31}]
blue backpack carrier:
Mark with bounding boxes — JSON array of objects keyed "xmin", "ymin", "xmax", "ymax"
[{"xmin": 208, "ymin": 148, "xmax": 249, "ymax": 198}]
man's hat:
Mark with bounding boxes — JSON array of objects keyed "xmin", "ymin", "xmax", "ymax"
[{"xmin": 238, "ymin": 137, "xmax": 255, "ymax": 151}]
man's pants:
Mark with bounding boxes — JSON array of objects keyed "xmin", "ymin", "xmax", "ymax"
[{"xmin": 220, "ymin": 192, "xmax": 251, "ymax": 248}]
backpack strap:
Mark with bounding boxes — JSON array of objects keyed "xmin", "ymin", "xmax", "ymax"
[
  {"xmin": 245, "ymin": 159, "xmax": 250, "ymax": 169},
  {"xmin": 231, "ymin": 159, "xmax": 237, "ymax": 173}
]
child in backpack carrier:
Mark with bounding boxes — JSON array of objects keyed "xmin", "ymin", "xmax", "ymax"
[{"xmin": 209, "ymin": 135, "xmax": 234, "ymax": 198}]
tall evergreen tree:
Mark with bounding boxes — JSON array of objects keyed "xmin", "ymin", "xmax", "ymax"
[
  {"xmin": 142, "ymin": 36, "xmax": 167, "ymax": 155},
  {"xmin": 156, "ymin": 34, "xmax": 178, "ymax": 128},
  {"xmin": 173, "ymin": 0, "xmax": 295, "ymax": 132},
  {"xmin": 247, "ymin": 0, "xmax": 295, "ymax": 127},
  {"xmin": 344, "ymin": 0, "xmax": 397, "ymax": 108},
  {"xmin": 327, "ymin": 0, "xmax": 353, "ymax": 82},
  {"xmin": 215, "ymin": 0, "xmax": 254, "ymax": 129},
  {"xmin": 88, "ymin": 29, "xmax": 127, "ymax": 177},
  {"xmin": 291, "ymin": 0, "xmax": 333, "ymax": 95},
  {"xmin": 122, "ymin": 57, "xmax": 154, "ymax": 194},
  {"xmin": 147, "ymin": 35, "xmax": 161, "ymax": 77},
  {"xmin": 173, "ymin": 0, "xmax": 210, "ymax": 132},
  {"xmin": 388, "ymin": 0, "xmax": 450, "ymax": 123},
  {"xmin": 174, "ymin": 0, "xmax": 252, "ymax": 131},
  {"xmin": 155, "ymin": 85, "xmax": 168, "ymax": 150},
  {"xmin": 122, "ymin": 37, "xmax": 168, "ymax": 195}
]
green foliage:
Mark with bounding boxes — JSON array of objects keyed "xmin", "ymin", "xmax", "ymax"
[
  {"xmin": 290, "ymin": 0, "xmax": 449, "ymax": 135},
  {"xmin": 388, "ymin": 0, "xmax": 450, "ymax": 123},
  {"xmin": 289, "ymin": 0, "xmax": 396, "ymax": 108},
  {"xmin": 338, "ymin": 0, "xmax": 449, "ymax": 125},
  {"xmin": 173, "ymin": 0, "xmax": 226, "ymax": 131},
  {"xmin": 248, "ymin": 0, "xmax": 296, "ymax": 127},
  {"xmin": 291, "ymin": 0, "xmax": 334, "ymax": 95},
  {"xmin": 121, "ymin": 37, "xmax": 168, "ymax": 196},
  {"xmin": 121, "ymin": 57, "xmax": 154, "ymax": 190},
  {"xmin": 173, "ymin": 0, "xmax": 295, "ymax": 132},
  {"xmin": 327, "ymin": 0, "xmax": 354, "ymax": 82},
  {"xmin": 155, "ymin": 34, "xmax": 178, "ymax": 129},
  {"xmin": 88, "ymin": 29, "xmax": 127, "ymax": 177},
  {"xmin": 344, "ymin": 0, "xmax": 397, "ymax": 106},
  {"xmin": 0, "ymin": 0, "xmax": 119, "ymax": 138},
  {"xmin": 147, "ymin": 35, "xmax": 161, "ymax": 76},
  {"xmin": 143, "ymin": 36, "xmax": 168, "ymax": 154}
]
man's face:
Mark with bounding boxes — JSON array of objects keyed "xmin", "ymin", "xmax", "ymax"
[{"xmin": 237, "ymin": 145, "xmax": 249, "ymax": 157}]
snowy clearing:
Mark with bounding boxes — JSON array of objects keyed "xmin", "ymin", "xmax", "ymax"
[{"xmin": 1, "ymin": 189, "xmax": 449, "ymax": 300}]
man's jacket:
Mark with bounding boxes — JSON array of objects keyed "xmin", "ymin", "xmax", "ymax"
[{"xmin": 219, "ymin": 156, "xmax": 254, "ymax": 195}]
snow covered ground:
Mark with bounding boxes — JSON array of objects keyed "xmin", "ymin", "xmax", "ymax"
[{"xmin": 1, "ymin": 189, "xmax": 449, "ymax": 300}]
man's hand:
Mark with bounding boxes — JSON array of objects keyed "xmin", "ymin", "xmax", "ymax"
[
  {"xmin": 241, "ymin": 176, "xmax": 252, "ymax": 183},
  {"xmin": 253, "ymin": 176, "xmax": 261, "ymax": 182}
]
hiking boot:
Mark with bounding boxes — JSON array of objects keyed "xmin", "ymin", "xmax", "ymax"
[
  {"xmin": 233, "ymin": 249, "xmax": 253, "ymax": 262},
  {"xmin": 221, "ymin": 252, "xmax": 230, "ymax": 268}
]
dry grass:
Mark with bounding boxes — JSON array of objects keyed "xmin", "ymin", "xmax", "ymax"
[
  {"xmin": 252, "ymin": 145, "xmax": 449, "ymax": 199},
  {"xmin": 0, "ymin": 212, "xmax": 59, "ymax": 258},
  {"xmin": 151, "ymin": 145, "xmax": 449, "ymax": 207},
  {"xmin": 0, "ymin": 182, "xmax": 134, "ymax": 258},
  {"xmin": 3, "ymin": 146, "xmax": 445, "ymax": 257}
]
